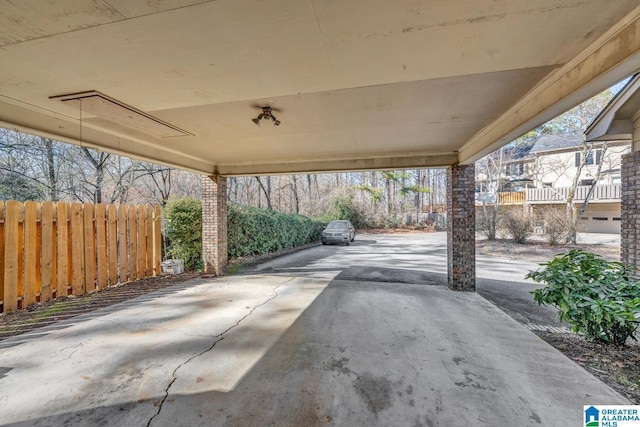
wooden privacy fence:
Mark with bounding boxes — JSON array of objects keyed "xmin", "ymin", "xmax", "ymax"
[{"xmin": 0, "ymin": 201, "xmax": 162, "ymax": 313}]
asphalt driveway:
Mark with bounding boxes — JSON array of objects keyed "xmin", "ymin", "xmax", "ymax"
[{"xmin": 0, "ymin": 232, "xmax": 628, "ymax": 426}]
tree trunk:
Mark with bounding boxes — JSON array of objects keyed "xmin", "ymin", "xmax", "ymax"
[
  {"xmin": 292, "ymin": 175, "xmax": 300, "ymax": 214},
  {"xmin": 255, "ymin": 176, "xmax": 272, "ymax": 210},
  {"xmin": 565, "ymin": 145, "xmax": 591, "ymax": 245},
  {"xmin": 579, "ymin": 143, "xmax": 608, "ymax": 217},
  {"xmin": 44, "ymin": 138, "xmax": 58, "ymax": 201}
]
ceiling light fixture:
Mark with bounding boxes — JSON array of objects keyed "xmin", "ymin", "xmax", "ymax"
[{"xmin": 252, "ymin": 106, "xmax": 281, "ymax": 127}]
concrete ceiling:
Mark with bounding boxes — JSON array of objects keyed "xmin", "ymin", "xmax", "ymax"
[{"xmin": 1, "ymin": 1, "xmax": 640, "ymax": 175}]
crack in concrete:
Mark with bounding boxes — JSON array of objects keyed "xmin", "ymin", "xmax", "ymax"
[{"xmin": 146, "ymin": 280, "xmax": 290, "ymax": 427}]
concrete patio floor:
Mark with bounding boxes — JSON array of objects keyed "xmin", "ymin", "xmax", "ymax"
[{"xmin": 0, "ymin": 260, "xmax": 628, "ymax": 426}]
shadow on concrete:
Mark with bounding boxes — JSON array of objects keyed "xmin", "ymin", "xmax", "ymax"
[
  {"xmin": 0, "ymin": 275, "xmax": 625, "ymax": 427},
  {"xmin": 322, "ymin": 238, "xmax": 377, "ymax": 247}
]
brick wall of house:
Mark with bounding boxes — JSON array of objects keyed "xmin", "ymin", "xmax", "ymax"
[
  {"xmin": 447, "ymin": 164, "xmax": 476, "ymax": 291},
  {"xmin": 621, "ymin": 151, "xmax": 640, "ymax": 276},
  {"xmin": 202, "ymin": 175, "xmax": 228, "ymax": 275}
]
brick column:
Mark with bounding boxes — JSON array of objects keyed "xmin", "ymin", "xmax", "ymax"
[
  {"xmin": 202, "ymin": 175, "xmax": 227, "ymax": 275},
  {"xmin": 447, "ymin": 164, "xmax": 475, "ymax": 291},
  {"xmin": 621, "ymin": 151, "xmax": 640, "ymax": 277}
]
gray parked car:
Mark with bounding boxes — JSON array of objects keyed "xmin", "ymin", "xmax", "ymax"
[{"xmin": 321, "ymin": 220, "xmax": 356, "ymax": 246}]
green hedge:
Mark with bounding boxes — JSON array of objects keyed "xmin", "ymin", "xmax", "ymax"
[
  {"xmin": 164, "ymin": 199, "xmax": 325, "ymax": 269},
  {"xmin": 228, "ymin": 204, "xmax": 325, "ymax": 259},
  {"xmin": 164, "ymin": 198, "xmax": 203, "ymax": 270}
]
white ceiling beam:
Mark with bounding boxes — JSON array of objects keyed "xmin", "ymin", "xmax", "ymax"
[{"xmin": 216, "ymin": 153, "xmax": 459, "ymax": 176}]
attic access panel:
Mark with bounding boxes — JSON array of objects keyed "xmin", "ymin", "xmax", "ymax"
[{"xmin": 51, "ymin": 91, "xmax": 192, "ymax": 139}]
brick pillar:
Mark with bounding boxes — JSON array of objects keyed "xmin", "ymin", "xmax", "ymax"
[
  {"xmin": 447, "ymin": 164, "xmax": 475, "ymax": 291},
  {"xmin": 202, "ymin": 175, "xmax": 227, "ymax": 275},
  {"xmin": 621, "ymin": 151, "xmax": 640, "ymax": 277}
]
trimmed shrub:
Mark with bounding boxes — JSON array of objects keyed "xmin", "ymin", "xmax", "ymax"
[
  {"xmin": 164, "ymin": 199, "xmax": 325, "ymax": 267},
  {"xmin": 527, "ymin": 250, "xmax": 640, "ymax": 346},
  {"xmin": 164, "ymin": 198, "xmax": 202, "ymax": 270},
  {"xmin": 227, "ymin": 204, "xmax": 325, "ymax": 259}
]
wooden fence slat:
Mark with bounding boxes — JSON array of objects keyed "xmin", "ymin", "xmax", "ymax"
[
  {"xmin": 18, "ymin": 206, "xmax": 24, "ymax": 308},
  {"xmin": 70, "ymin": 203, "xmax": 84, "ymax": 295},
  {"xmin": 107, "ymin": 205, "xmax": 117, "ymax": 285},
  {"xmin": 128, "ymin": 205, "xmax": 138, "ymax": 281},
  {"xmin": 51, "ymin": 203, "xmax": 57, "ymax": 298},
  {"xmin": 4, "ymin": 201, "xmax": 21, "ymax": 312},
  {"xmin": 83, "ymin": 204, "xmax": 96, "ymax": 292},
  {"xmin": 118, "ymin": 205, "xmax": 128, "ymax": 283},
  {"xmin": 0, "ymin": 203, "xmax": 5, "ymax": 311},
  {"xmin": 56, "ymin": 202, "xmax": 69, "ymax": 298},
  {"xmin": 35, "ymin": 203, "xmax": 42, "ymax": 300},
  {"xmin": 137, "ymin": 206, "xmax": 146, "ymax": 279},
  {"xmin": 23, "ymin": 201, "xmax": 39, "ymax": 307},
  {"xmin": 40, "ymin": 202, "xmax": 54, "ymax": 303},
  {"xmin": 146, "ymin": 205, "xmax": 153, "ymax": 277},
  {"xmin": 96, "ymin": 204, "xmax": 107, "ymax": 290},
  {"xmin": 153, "ymin": 205, "xmax": 162, "ymax": 276}
]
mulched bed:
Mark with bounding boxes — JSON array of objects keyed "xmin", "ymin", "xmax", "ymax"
[
  {"xmin": 536, "ymin": 332, "xmax": 640, "ymax": 404},
  {"xmin": 0, "ymin": 272, "xmax": 200, "ymax": 341}
]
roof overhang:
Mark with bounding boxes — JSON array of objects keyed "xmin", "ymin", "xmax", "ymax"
[
  {"xmin": 585, "ymin": 74, "xmax": 640, "ymax": 142},
  {"xmin": 1, "ymin": 1, "xmax": 640, "ymax": 176}
]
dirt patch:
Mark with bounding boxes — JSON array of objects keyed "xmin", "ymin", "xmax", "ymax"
[
  {"xmin": 0, "ymin": 272, "xmax": 200, "ymax": 341},
  {"xmin": 536, "ymin": 332, "xmax": 640, "ymax": 404},
  {"xmin": 476, "ymin": 239, "xmax": 620, "ymax": 263}
]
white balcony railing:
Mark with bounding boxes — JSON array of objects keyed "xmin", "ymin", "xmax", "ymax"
[{"xmin": 525, "ymin": 184, "xmax": 620, "ymax": 204}]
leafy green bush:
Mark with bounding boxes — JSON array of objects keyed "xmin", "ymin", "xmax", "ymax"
[
  {"xmin": 163, "ymin": 198, "xmax": 203, "ymax": 270},
  {"xmin": 227, "ymin": 204, "xmax": 325, "ymax": 259},
  {"xmin": 527, "ymin": 250, "xmax": 640, "ymax": 346}
]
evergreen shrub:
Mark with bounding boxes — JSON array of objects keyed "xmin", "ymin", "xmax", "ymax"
[{"xmin": 227, "ymin": 204, "xmax": 325, "ymax": 259}]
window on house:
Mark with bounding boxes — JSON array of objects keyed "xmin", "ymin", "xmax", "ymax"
[
  {"xmin": 585, "ymin": 152, "xmax": 594, "ymax": 165},
  {"xmin": 580, "ymin": 179, "xmax": 594, "ymax": 186},
  {"xmin": 505, "ymin": 163, "xmax": 524, "ymax": 176},
  {"xmin": 514, "ymin": 163, "xmax": 524, "ymax": 175},
  {"xmin": 543, "ymin": 182, "xmax": 553, "ymax": 188},
  {"xmin": 575, "ymin": 150, "xmax": 602, "ymax": 167},
  {"xmin": 613, "ymin": 176, "xmax": 621, "ymax": 184}
]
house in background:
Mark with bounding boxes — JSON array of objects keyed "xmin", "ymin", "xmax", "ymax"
[{"xmin": 476, "ymin": 132, "xmax": 630, "ymax": 234}]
